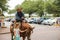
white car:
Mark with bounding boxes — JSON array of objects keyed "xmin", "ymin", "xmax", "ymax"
[
  {"xmin": 26, "ymin": 18, "xmax": 34, "ymax": 23},
  {"xmin": 5, "ymin": 18, "xmax": 11, "ymax": 22},
  {"xmin": 42, "ymin": 18, "xmax": 56, "ymax": 25},
  {"xmin": 4, "ymin": 20, "xmax": 12, "ymax": 28}
]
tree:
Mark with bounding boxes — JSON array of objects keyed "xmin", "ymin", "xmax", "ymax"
[
  {"xmin": 20, "ymin": 0, "xmax": 44, "ymax": 17},
  {"xmin": 0, "ymin": 0, "xmax": 9, "ymax": 11},
  {"xmin": 11, "ymin": 0, "xmax": 47, "ymax": 17},
  {"xmin": 11, "ymin": 0, "xmax": 60, "ymax": 17},
  {"xmin": 8, "ymin": 9, "xmax": 16, "ymax": 14},
  {"xmin": 46, "ymin": 0, "xmax": 60, "ymax": 17}
]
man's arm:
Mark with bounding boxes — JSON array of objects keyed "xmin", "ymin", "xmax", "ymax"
[
  {"xmin": 22, "ymin": 13, "xmax": 25, "ymax": 17},
  {"xmin": 21, "ymin": 13, "xmax": 25, "ymax": 19}
]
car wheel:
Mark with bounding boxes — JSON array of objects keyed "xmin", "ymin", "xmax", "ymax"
[
  {"xmin": 49, "ymin": 22, "xmax": 55, "ymax": 26},
  {"xmin": 31, "ymin": 22, "xmax": 34, "ymax": 24},
  {"xmin": 49, "ymin": 24, "xmax": 52, "ymax": 26},
  {"xmin": 52, "ymin": 22, "xmax": 55, "ymax": 25}
]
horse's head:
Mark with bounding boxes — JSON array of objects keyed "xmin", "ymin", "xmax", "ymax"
[{"xmin": 14, "ymin": 22, "xmax": 20, "ymax": 28}]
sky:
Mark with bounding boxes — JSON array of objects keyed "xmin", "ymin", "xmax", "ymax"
[{"xmin": 8, "ymin": 0, "xmax": 25, "ymax": 10}]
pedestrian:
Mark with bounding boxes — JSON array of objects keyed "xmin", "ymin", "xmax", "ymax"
[
  {"xmin": 14, "ymin": 22, "xmax": 26, "ymax": 40},
  {"xmin": 10, "ymin": 20, "xmax": 15, "ymax": 40},
  {"xmin": 0, "ymin": 20, "xmax": 2, "ymax": 28}
]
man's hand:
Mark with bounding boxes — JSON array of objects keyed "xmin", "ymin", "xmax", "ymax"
[{"xmin": 21, "ymin": 17, "xmax": 24, "ymax": 20}]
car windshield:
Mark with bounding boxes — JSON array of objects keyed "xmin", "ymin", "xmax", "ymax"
[{"xmin": 44, "ymin": 18, "xmax": 49, "ymax": 20}]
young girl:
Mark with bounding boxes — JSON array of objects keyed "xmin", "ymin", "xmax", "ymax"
[{"xmin": 14, "ymin": 22, "xmax": 25, "ymax": 40}]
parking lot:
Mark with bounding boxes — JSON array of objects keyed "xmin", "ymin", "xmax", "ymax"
[
  {"xmin": 0, "ymin": 23, "xmax": 60, "ymax": 40},
  {"xmin": 0, "ymin": 17, "xmax": 60, "ymax": 40}
]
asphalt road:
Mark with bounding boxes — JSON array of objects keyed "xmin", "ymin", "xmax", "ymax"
[
  {"xmin": 0, "ymin": 24, "xmax": 60, "ymax": 40},
  {"xmin": 30, "ymin": 24, "xmax": 60, "ymax": 40}
]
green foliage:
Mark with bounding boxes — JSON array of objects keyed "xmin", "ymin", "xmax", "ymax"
[
  {"xmin": 8, "ymin": 9, "xmax": 16, "ymax": 14},
  {"xmin": 0, "ymin": 0, "xmax": 9, "ymax": 11},
  {"xmin": 11, "ymin": 0, "xmax": 60, "ymax": 17},
  {"xmin": 21, "ymin": 1, "xmax": 37, "ymax": 13},
  {"xmin": 20, "ymin": 0, "xmax": 44, "ymax": 17},
  {"xmin": 46, "ymin": 0, "xmax": 60, "ymax": 17},
  {"xmin": 53, "ymin": 14, "xmax": 60, "ymax": 17}
]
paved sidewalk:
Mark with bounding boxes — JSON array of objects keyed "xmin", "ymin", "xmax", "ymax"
[{"xmin": 0, "ymin": 28, "xmax": 10, "ymax": 34}]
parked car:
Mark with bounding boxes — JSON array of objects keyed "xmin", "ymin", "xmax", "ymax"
[
  {"xmin": 11, "ymin": 18, "xmax": 15, "ymax": 22},
  {"xmin": 26, "ymin": 18, "xmax": 39, "ymax": 23},
  {"xmin": 55, "ymin": 17, "xmax": 60, "ymax": 26},
  {"xmin": 5, "ymin": 18, "xmax": 11, "ymax": 22},
  {"xmin": 25, "ymin": 18, "xmax": 34, "ymax": 23},
  {"xmin": 37, "ymin": 17, "xmax": 49, "ymax": 24},
  {"xmin": 33, "ymin": 18, "xmax": 38, "ymax": 24},
  {"xmin": 4, "ymin": 20, "xmax": 12, "ymax": 28},
  {"xmin": 42, "ymin": 18, "xmax": 56, "ymax": 25}
]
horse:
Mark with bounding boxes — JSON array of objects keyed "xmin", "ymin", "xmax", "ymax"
[
  {"xmin": 19, "ymin": 21, "xmax": 34, "ymax": 40},
  {"xmin": 10, "ymin": 21, "xmax": 34, "ymax": 40}
]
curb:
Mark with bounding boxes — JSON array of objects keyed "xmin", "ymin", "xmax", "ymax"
[
  {"xmin": 0, "ymin": 32, "xmax": 10, "ymax": 35},
  {"xmin": 0, "ymin": 28, "xmax": 10, "ymax": 35},
  {"xmin": 1, "ymin": 26, "xmax": 7, "ymax": 28}
]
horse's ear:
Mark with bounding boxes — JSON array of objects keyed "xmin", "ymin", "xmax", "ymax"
[{"xmin": 18, "ymin": 23, "xmax": 21, "ymax": 27}]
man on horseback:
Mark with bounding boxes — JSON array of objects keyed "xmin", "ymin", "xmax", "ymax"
[
  {"xmin": 15, "ymin": 8, "xmax": 34, "ymax": 40},
  {"xmin": 10, "ymin": 8, "xmax": 25, "ymax": 40},
  {"xmin": 15, "ymin": 8, "xmax": 25, "ymax": 22},
  {"xmin": 10, "ymin": 7, "xmax": 34, "ymax": 40}
]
